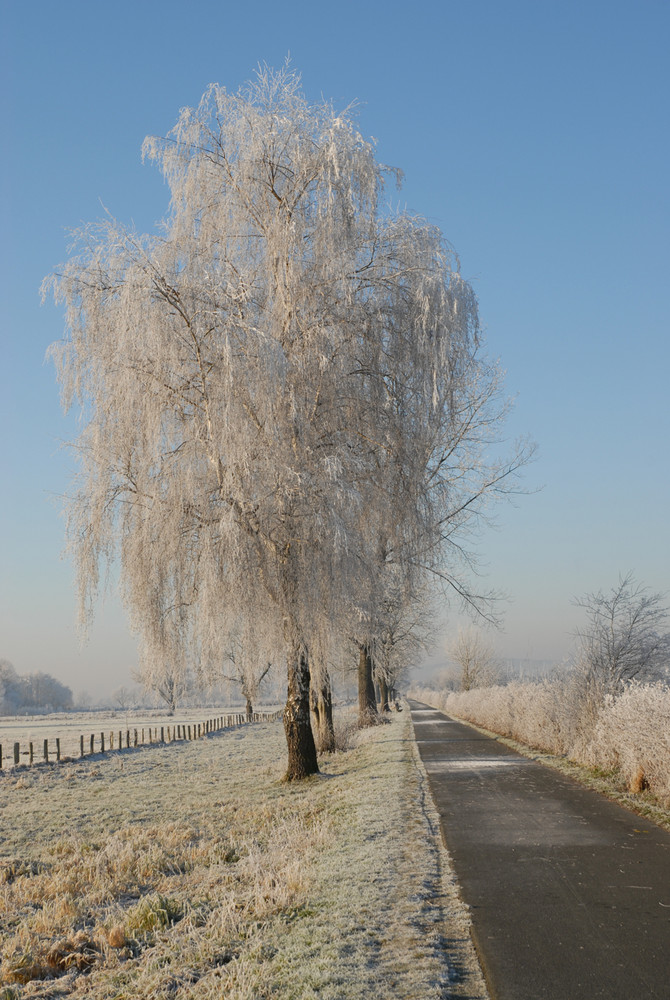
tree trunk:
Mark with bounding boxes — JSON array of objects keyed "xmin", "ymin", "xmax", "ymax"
[
  {"xmin": 310, "ymin": 681, "xmax": 321, "ymax": 743},
  {"xmin": 284, "ymin": 644, "xmax": 319, "ymax": 780},
  {"xmin": 358, "ymin": 644, "xmax": 378, "ymax": 727},
  {"xmin": 379, "ymin": 673, "xmax": 390, "ymax": 713},
  {"xmin": 311, "ymin": 667, "xmax": 335, "ymax": 752},
  {"xmin": 245, "ymin": 695, "xmax": 253, "ymax": 718},
  {"xmin": 318, "ymin": 671, "xmax": 335, "ymax": 752}
]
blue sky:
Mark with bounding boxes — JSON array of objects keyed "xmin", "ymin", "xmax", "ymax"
[{"xmin": 1, "ymin": 0, "xmax": 668, "ymax": 697}]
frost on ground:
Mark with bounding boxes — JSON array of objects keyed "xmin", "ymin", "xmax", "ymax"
[
  {"xmin": 0, "ymin": 709, "xmax": 487, "ymax": 999},
  {"xmin": 0, "ymin": 707, "xmax": 282, "ymax": 767}
]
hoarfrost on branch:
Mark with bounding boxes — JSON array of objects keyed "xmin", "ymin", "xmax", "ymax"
[{"xmin": 45, "ymin": 65, "xmax": 531, "ymax": 777}]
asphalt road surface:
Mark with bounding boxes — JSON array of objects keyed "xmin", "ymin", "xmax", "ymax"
[{"xmin": 409, "ymin": 701, "xmax": 670, "ymax": 999}]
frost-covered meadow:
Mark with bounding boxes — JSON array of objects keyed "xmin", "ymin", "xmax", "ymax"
[
  {"xmin": 0, "ymin": 709, "xmax": 488, "ymax": 999},
  {"xmin": 0, "ymin": 707, "xmax": 280, "ymax": 769},
  {"xmin": 411, "ymin": 681, "xmax": 670, "ymax": 820}
]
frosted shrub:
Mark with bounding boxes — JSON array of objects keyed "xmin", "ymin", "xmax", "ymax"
[
  {"xmin": 421, "ymin": 681, "xmax": 582, "ymax": 754},
  {"xmin": 577, "ymin": 683, "xmax": 670, "ymax": 800},
  {"xmin": 411, "ymin": 677, "xmax": 670, "ymax": 801}
]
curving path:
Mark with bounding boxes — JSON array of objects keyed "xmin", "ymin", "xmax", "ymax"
[{"xmin": 409, "ymin": 701, "xmax": 670, "ymax": 999}]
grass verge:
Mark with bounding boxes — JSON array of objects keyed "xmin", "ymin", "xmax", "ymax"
[{"xmin": 0, "ymin": 709, "xmax": 488, "ymax": 999}]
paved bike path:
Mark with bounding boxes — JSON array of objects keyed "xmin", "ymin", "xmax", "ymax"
[{"xmin": 409, "ymin": 701, "xmax": 670, "ymax": 999}]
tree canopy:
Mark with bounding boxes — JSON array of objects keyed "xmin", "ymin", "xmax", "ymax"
[{"xmin": 46, "ymin": 66, "xmax": 529, "ymax": 777}]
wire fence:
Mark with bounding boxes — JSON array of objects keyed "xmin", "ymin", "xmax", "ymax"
[{"xmin": 0, "ymin": 710, "xmax": 283, "ymax": 771}]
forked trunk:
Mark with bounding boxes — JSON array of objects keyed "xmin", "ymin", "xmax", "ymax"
[
  {"xmin": 310, "ymin": 667, "xmax": 335, "ymax": 752},
  {"xmin": 379, "ymin": 673, "xmax": 390, "ymax": 713},
  {"xmin": 317, "ymin": 673, "xmax": 335, "ymax": 752},
  {"xmin": 358, "ymin": 643, "xmax": 378, "ymax": 726},
  {"xmin": 284, "ymin": 644, "xmax": 319, "ymax": 780}
]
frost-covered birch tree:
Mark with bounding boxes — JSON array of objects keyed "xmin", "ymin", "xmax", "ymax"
[{"xmin": 46, "ymin": 65, "xmax": 528, "ymax": 779}]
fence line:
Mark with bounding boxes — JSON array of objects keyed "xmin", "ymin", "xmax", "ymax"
[{"xmin": 0, "ymin": 711, "xmax": 283, "ymax": 771}]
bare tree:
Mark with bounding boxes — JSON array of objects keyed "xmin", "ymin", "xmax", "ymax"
[
  {"xmin": 221, "ymin": 636, "xmax": 274, "ymax": 718},
  {"xmin": 574, "ymin": 573, "xmax": 670, "ymax": 695},
  {"xmin": 375, "ymin": 587, "xmax": 436, "ymax": 708},
  {"xmin": 46, "ymin": 65, "xmax": 529, "ymax": 778},
  {"xmin": 448, "ymin": 627, "xmax": 500, "ymax": 691},
  {"xmin": 113, "ymin": 686, "xmax": 133, "ymax": 712},
  {"xmin": 132, "ymin": 662, "xmax": 190, "ymax": 716},
  {"xmin": 0, "ymin": 660, "xmax": 22, "ymax": 714}
]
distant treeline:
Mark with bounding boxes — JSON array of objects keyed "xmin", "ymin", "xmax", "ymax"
[{"xmin": 0, "ymin": 660, "xmax": 73, "ymax": 715}]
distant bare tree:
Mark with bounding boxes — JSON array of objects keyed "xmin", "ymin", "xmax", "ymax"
[
  {"xmin": 0, "ymin": 660, "xmax": 21, "ymax": 714},
  {"xmin": 221, "ymin": 653, "xmax": 273, "ymax": 718},
  {"xmin": 132, "ymin": 662, "xmax": 190, "ymax": 716},
  {"xmin": 449, "ymin": 627, "xmax": 500, "ymax": 691},
  {"xmin": 574, "ymin": 573, "xmax": 670, "ymax": 695},
  {"xmin": 113, "ymin": 686, "xmax": 133, "ymax": 712},
  {"xmin": 76, "ymin": 689, "xmax": 94, "ymax": 710}
]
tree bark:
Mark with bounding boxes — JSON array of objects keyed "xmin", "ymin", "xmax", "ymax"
[
  {"xmin": 310, "ymin": 667, "xmax": 335, "ymax": 752},
  {"xmin": 245, "ymin": 695, "xmax": 253, "ymax": 718},
  {"xmin": 379, "ymin": 673, "xmax": 390, "ymax": 713},
  {"xmin": 318, "ymin": 671, "xmax": 335, "ymax": 752},
  {"xmin": 284, "ymin": 644, "xmax": 319, "ymax": 779},
  {"xmin": 358, "ymin": 644, "xmax": 378, "ymax": 726}
]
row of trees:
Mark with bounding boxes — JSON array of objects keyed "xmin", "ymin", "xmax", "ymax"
[
  {"xmin": 46, "ymin": 66, "xmax": 529, "ymax": 778},
  {"xmin": 0, "ymin": 660, "xmax": 73, "ymax": 715}
]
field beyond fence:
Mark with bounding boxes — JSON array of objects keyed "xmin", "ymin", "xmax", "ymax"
[{"xmin": 0, "ymin": 709, "xmax": 282, "ymax": 771}]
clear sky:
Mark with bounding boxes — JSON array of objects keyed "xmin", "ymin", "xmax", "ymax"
[{"xmin": 1, "ymin": 0, "xmax": 668, "ymax": 698}]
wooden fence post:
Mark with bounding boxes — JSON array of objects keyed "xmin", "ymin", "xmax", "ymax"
[
  {"xmin": 14, "ymin": 743, "xmax": 19, "ymax": 765},
  {"xmin": 90, "ymin": 734, "xmax": 94, "ymax": 754},
  {"xmin": 100, "ymin": 733, "xmax": 105, "ymax": 753},
  {"xmin": 43, "ymin": 739, "xmax": 49, "ymax": 763},
  {"xmin": 29, "ymin": 742, "xmax": 34, "ymax": 764},
  {"xmin": 56, "ymin": 738, "xmax": 61, "ymax": 761}
]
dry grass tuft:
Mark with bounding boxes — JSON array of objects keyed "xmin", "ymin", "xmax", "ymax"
[{"xmin": 105, "ymin": 925, "xmax": 126, "ymax": 949}]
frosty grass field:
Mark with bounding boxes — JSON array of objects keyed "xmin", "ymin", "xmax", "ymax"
[
  {"xmin": 0, "ymin": 708, "xmax": 489, "ymax": 999},
  {"xmin": 0, "ymin": 708, "xmax": 280, "ymax": 768}
]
